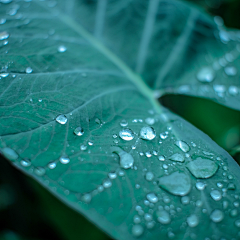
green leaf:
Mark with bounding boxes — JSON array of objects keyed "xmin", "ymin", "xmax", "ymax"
[{"xmin": 1, "ymin": 0, "xmax": 240, "ymax": 239}]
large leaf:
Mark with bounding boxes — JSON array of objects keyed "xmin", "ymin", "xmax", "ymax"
[{"xmin": 1, "ymin": 0, "xmax": 240, "ymax": 239}]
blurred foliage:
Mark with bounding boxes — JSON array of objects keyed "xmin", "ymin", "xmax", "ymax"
[{"xmin": 1, "ymin": 0, "xmax": 240, "ymax": 239}]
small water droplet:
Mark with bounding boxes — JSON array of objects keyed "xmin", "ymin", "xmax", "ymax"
[
  {"xmin": 108, "ymin": 172, "xmax": 117, "ymax": 179},
  {"xmin": 1, "ymin": 147, "xmax": 18, "ymax": 161},
  {"xmin": 210, "ymin": 190, "xmax": 222, "ymax": 201},
  {"xmin": 56, "ymin": 114, "xmax": 68, "ymax": 124},
  {"xmin": 140, "ymin": 126, "xmax": 156, "ymax": 141},
  {"xmin": 163, "ymin": 195, "xmax": 170, "ymax": 203},
  {"xmin": 34, "ymin": 167, "xmax": 46, "ymax": 176},
  {"xmin": 158, "ymin": 155, "xmax": 165, "ymax": 161},
  {"xmin": 186, "ymin": 158, "xmax": 218, "ymax": 178},
  {"xmin": 158, "ymin": 171, "xmax": 191, "ymax": 196},
  {"xmin": 187, "ymin": 214, "xmax": 199, "ymax": 227},
  {"xmin": 235, "ymin": 219, "xmax": 240, "ymax": 228},
  {"xmin": 163, "ymin": 164, "xmax": 168, "ymax": 169},
  {"xmin": 175, "ymin": 140, "xmax": 190, "ymax": 152},
  {"xmin": 82, "ymin": 193, "xmax": 91, "ymax": 203},
  {"xmin": 228, "ymin": 86, "xmax": 238, "ymax": 96},
  {"xmin": 224, "ymin": 66, "xmax": 237, "ymax": 76},
  {"xmin": 197, "ymin": 67, "xmax": 215, "ymax": 83},
  {"xmin": 228, "ymin": 183, "xmax": 236, "ymax": 190},
  {"xmin": 133, "ymin": 215, "xmax": 141, "ymax": 224},
  {"xmin": 112, "ymin": 147, "xmax": 134, "ymax": 169},
  {"xmin": 156, "ymin": 210, "xmax": 171, "ymax": 224},
  {"xmin": 210, "ymin": 209, "xmax": 224, "ymax": 222},
  {"xmin": 20, "ymin": 159, "xmax": 31, "ymax": 167},
  {"xmin": 0, "ymin": 31, "xmax": 9, "ymax": 40},
  {"xmin": 48, "ymin": 162, "xmax": 56, "ymax": 169},
  {"xmin": 88, "ymin": 141, "xmax": 93, "ymax": 146},
  {"xmin": 145, "ymin": 117, "xmax": 155, "ymax": 125},
  {"xmin": 144, "ymin": 213, "xmax": 152, "ymax": 221},
  {"xmin": 146, "ymin": 193, "xmax": 158, "ymax": 203},
  {"xmin": 160, "ymin": 132, "xmax": 168, "ymax": 139},
  {"xmin": 196, "ymin": 200, "xmax": 203, "ymax": 207},
  {"xmin": 169, "ymin": 153, "xmax": 184, "ymax": 162},
  {"xmin": 80, "ymin": 145, "xmax": 87, "ymax": 151},
  {"xmin": 74, "ymin": 127, "xmax": 84, "ymax": 136},
  {"xmin": 181, "ymin": 196, "xmax": 190, "ymax": 205},
  {"xmin": 0, "ymin": 19, "xmax": 6, "ymax": 25},
  {"xmin": 213, "ymin": 85, "xmax": 226, "ymax": 94},
  {"xmin": 145, "ymin": 151, "xmax": 152, "ymax": 158},
  {"xmin": 26, "ymin": 67, "xmax": 33, "ymax": 74},
  {"xmin": 132, "ymin": 225, "xmax": 144, "ymax": 237},
  {"xmin": 120, "ymin": 119, "xmax": 128, "ymax": 127},
  {"xmin": 145, "ymin": 172, "xmax": 154, "ymax": 181},
  {"xmin": 230, "ymin": 209, "xmax": 238, "ymax": 217},
  {"xmin": 119, "ymin": 128, "xmax": 134, "ymax": 141},
  {"xmin": 59, "ymin": 156, "xmax": 70, "ymax": 164},
  {"xmin": 58, "ymin": 45, "xmax": 67, "ymax": 52},
  {"xmin": 112, "ymin": 134, "xmax": 118, "ymax": 138},
  {"xmin": 103, "ymin": 179, "xmax": 112, "ymax": 188},
  {"xmin": 196, "ymin": 182, "xmax": 206, "ymax": 191}
]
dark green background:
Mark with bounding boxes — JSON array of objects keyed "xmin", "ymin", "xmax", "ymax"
[{"xmin": 1, "ymin": 1, "xmax": 240, "ymax": 239}]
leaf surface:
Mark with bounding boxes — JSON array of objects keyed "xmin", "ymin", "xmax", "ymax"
[{"xmin": 1, "ymin": 1, "xmax": 240, "ymax": 239}]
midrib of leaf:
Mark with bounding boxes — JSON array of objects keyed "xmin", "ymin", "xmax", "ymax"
[{"xmin": 37, "ymin": 1, "xmax": 163, "ymax": 114}]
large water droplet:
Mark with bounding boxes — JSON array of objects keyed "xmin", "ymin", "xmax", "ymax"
[
  {"xmin": 187, "ymin": 214, "xmax": 199, "ymax": 227},
  {"xmin": 145, "ymin": 172, "xmax": 154, "ymax": 181},
  {"xmin": 58, "ymin": 45, "xmax": 67, "ymax": 52},
  {"xmin": 74, "ymin": 127, "xmax": 84, "ymax": 136},
  {"xmin": 111, "ymin": 147, "xmax": 134, "ymax": 169},
  {"xmin": 132, "ymin": 225, "xmax": 144, "ymax": 237},
  {"xmin": 146, "ymin": 193, "xmax": 158, "ymax": 203},
  {"xmin": 140, "ymin": 126, "xmax": 156, "ymax": 141},
  {"xmin": 224, "ymin": 66, "xmax": 237, "ymax": 76},
  {"xmin": 210, "ymin": 190, "xmax": 222, "ymax": 201},
  {"xmin": 169, "ymin": 153, "xmax": 184, "ymax": 162},
  {"xmin": 1, "ymin": 147, "xmax": 18, "ymax": 161},
  {"xmin": 0, "ymin": 31, "xmax": 9, "ymax": 40},
  {"xmin": 158, "ymin": 172, "xmax": 191, "ymax": 196},
  {"xmin": 175, "ymin": 140, "xmax": 190, "ymax": 152},
  {"xmin": 59, "ymin": 156, "xmax": 70, "ymax": 164},
  {"xmin": 56, "ymin": 114, "xmax": 68, "ymax": 124},
  {"xmin": 197, "ymin": 67, "xmax": 215, "ymax": 83},
  {"xmin": 119, "ymin": 128, "xmax": 134, "ymax": 141},
  {"xmin": 186, "ymin": 158, "xmax": 218, "ymax": 178},
  {"xmin": 26, "ymin": 67, "xmax": 33, "ymax": 74},
  {"xmin": 156, "ymin": 210, "xmax": 171, "ymax": 224},
  {"xmin": 0, "ymin": 73, "xmax": 9, "ymax": 78},
  {"xmin": 210, "ymin": 209, "xmax": 224, "ymax": 222}
]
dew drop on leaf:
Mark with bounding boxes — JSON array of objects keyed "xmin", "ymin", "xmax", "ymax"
[
  {"xmin": 25, "ymin": 67, "xmax": 33, "ymax": 74},
  {"xmin": 119, "ymin": 128, "xmax": 134, "ymax": 141},
  {"xmin": 103, "ymin": 179, "xmax": 112, "ymax": 188},
  {"xmin": 108, "ymin": 172, "xmax": 117, "ymax": 179},
  {"xmin": 186, "ymin": 158, "xmax": 218, "ymax": 178},
  {"xmin": 0, "ymin": 31, "xmax": 9, "ymax": 40},
  {"xmin": 146, "ymin": 193, "xmax": 158, "ymax": 203},
  {"xmin": 133, "ymin": 215, "xmax": 141, "ymax": 224},
  {"xmin": 59, "ymin": 156, "xmax": 70, "ymax": 164},
  {"xmin": 0, "ymin": 73, "xmax": 9, "ymax": 78},
  {"xmin": 20, "ymin": 159, "xmax": 31, "ymax": 167},
  {"xmin": 158, "ymin": 155, "xmax": 165, "ymax": 161},
  {"xmin": 145, "ymin": 172, "xmax": 154, "ymax": 181},
  {"xmin": 111, "ymin": 146, "xmax": 134, "ymax": 169},
  {"xmin": 175, "ymin": 140, "xmax": 190, "ymax": 152},
  {"xmin": 140, "ymin": 126, "xmax": 156, "ymax": 141},
  {"xmin": 145, "ymin": 151, "xmax": 152, "ymax": 158},
  {"xmin": 74, "ymin": 127, "xmax": 84, "ymax": 136},
  {"xmin": 196, "ymin": 182, "xmax": 206, "ymax": 190},
  {"xmin": 181, "ymin": 196, "xmax": 190, "ymax": 205},
  {"xmin": 158, "ymin": 172, "xmax": 191, "ymax": 196},
  {"xmin": 120, "ymin": 119, "xmax": 128, "ymax": 127},
  {"xmin": 145, "ymin": 117, "xmax": 155, "ymax": 125},
  {"xmin": 58, "ymin": 45, "xmax": 67, "ymax": 52},
  {"xmin": 55, "ymin": 114, "xmax": 68, "ymax": 124},
  {"xmin": 82, "ymin": 193, "xmax": 91, "ymax": 203},
  {"xmin": 48, "ymin": 162, "xmax": 56, "ymax": 169},
  {"xmin": 0, "ymin": 18, "xmax": 6, "ymax": 24},
  {"xmin": 156, "ymin": 210, "xmax": 171, "ymax": 224},
  {"xmin": 210, "ymin": 209, "xmax": 224, "ymax": 222},
  {"xmin": 235, "ymin": 219, "xmax": 240, "ymax": 228},
  {"xmin": 169, "ymin": 153, "xmax": 184, "ymax": 162},
  {"xmin": 187, "ymin": 214, "xmax": 199, "ymax": 227},
  {"xmin": 210, "ymin": 190, "xmax": 222, "ymax": 201},
  {"xmin": 34, "ymin": 167, "xmax": 46, "ymax": 176},
  {"xmin": 196, "ymin": 67, "xmax": 215, "ymax": 83},
  {"xmin": 132, "ymin": 225, "xmax": 144, "ymax": 237},
  {"xmin": 224, "ymin": 66, "xmax": 237, "ymax": 76},
  {"xmin": 228, "ymin": 86, "xmax": 239, "ymax": 96},
  {"xmin": 1, "ymin": 147, "xmax": 18, "ymax": 161},
  {"xmin": 160, "ymin": 132, "xmax": 168, "ymax": 139}
]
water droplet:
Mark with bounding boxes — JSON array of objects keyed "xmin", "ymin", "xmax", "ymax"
[
  {"xmin": 59, "ymin": 156, "xmax": 70, "ymax": 164},
  {"xmin": 228, "ymin": 86, "xmax": 238, "ymax": 96},
  {"xmin": 80, "ymin": 145, "xmax": 87, "ymax": 151},
  {"xmin": 34, "ymin": 167, "xmax": 45, "ymax": 176},
  {"xmin": 175, "ymin": 140, "xmax": 190, "ymax": 152},
  {"xmin": 181, "ymin": 196, "xmax": 190, "ymax": 205},
  {"xmin": 163, "ymin": 164, "xmax": 168, "ymax": 169},
  {"xmin": 1, "ymin": 147, "xmax": 18, "ymax": 161},
  {"xmin": 213, "ymin": 85, "xmax": 226, "ymax": 94},
  {"xmin": 186, "ymin": 158, "xmax": 218, "ymax": 178},
  {"xmin": 196, "ymin": 200, "xmax": 203, "ymax": 207},
  {"xmin": 111, "ymin": 147, "xmax": 134, "ymax": 169},
  {"xmin": 163, "ymin": 195, "xmax": 170, "ymax": 203},
  {"xmin": 0, "ymin": 19, "xmax": 6, "ymax": 24},
  {"xmin": 145, "ymin": 118, "xmax": 155, "ymax": 125},
  {"xmin": 58, "ymin": 45, "xmax": 67, "ymax": 52},
  {"xmin": 158, "ymin": 155, "xmax": 165, "ymax": 161},
  {"xmin": 156, "ymin": 210, "xmax": 171, "ymax": 224},
  {"xmin": 217, "ymin": 182, "xmax": 223, "ymax": 188},
  {"xmin": 152, "ymin": 150, "xmax": 158, "ymax": 156},
  {"xmin": 158, "ymin": 171, "xmax": 191, "ymax": 196},
  {"xmin": 82, "ymin": 193, "xmax": 91, "ymax": 203},
  {"xmin": 0, "ymin": 73, "xmax": 9, "ymax": 78},
  {"xmin": 160, "ymin": 132, "xmax": 168, "ymax": 139},
  {"xmin": 25, "ymin": 67, "xmax": 33, "ymax": 74},
  {"xmin": 224, "ymin": 66, "xmax": 237, "ymax": 76},
  {"xmin": 146, "ymin": 193, "xmax": 158, "ymax": 203},
  {"xmin": 235, "ymin": 219, "xmax": 240, "ymax": 228},
  {"xmin": 108, "ymin": 172, "xmax": 117, "ymax": 179},
  {"xmin": 230, "ymin": 209, "xmax": 238, "ymax": 217},
  {"xmin": 74, "ymin": 127, "xmax": 84, "ymax": 136},
  {"xmin": 20, "ymin": 159, "xmax": 31, "ymax": 167},
  {"xmin": 145, "ymin": 172, "xmax": 154, "ymax": 181},
  {"xmin": 140, "ymin": 126, "xmax": 156, "ymax": 141},
  {"xmin": 196, "ymin": 182, "xmax": 206, "ymax": 190},
  {"xmin": 144, "ymin": 213, "xmax": 152, "ymax": 221},
  {"xmin": 187, "ymin": 214, "xmax": 199, "ymax": 227},
  {"xmin": 132, "ymin": 225, "xmax": 144, "ymax": 237},
  {"xmin": 133, "ymin": 215, "xmax": 141, "ymax": 224},
  {"xmin": 223, "ymin": 201, "xmax": 228, "ymax": 209},
  {"xmin": 103, "ymin": 179, "xmax": 112, "ymax": 188},
  {"xmin": 119, "ymin": 128, "xmax": 134, "ymax": 141},
  {"xmin": 56, "ymin": 114, "xmax": 68, "ymax": 124},
  {"xmin": 0, "ymin": 31, "xmax": 9, "ymax": 40},
  {"xmin": 88, "ymin": 141, "xmax": 93, "ymax": 146},
  {"xmin": 169, "ymin": 153, "xmax": 184, "ymax": 162},
  {"xmin": 210, "ymin": 190, "xmax": 222, "ymax": 201},
  {"xmin": 145, "ymin": 151, "xmax": 152, "ymax": 158},
  {"xmin": 48, "ymin": 162, "xmax": 56, "ymax": 169},
  {"xmin": 228, "ymin": 183, "xmax": 236, "ymax": 190},
  {"xmin": 120, "ymin": 119, "xmax": 128, "ymax": 127},
  {"xmin": 196, "ymin": 67, "xmax": 215, "ymax": 83},
  {"xmin": 210, "ymin": 209, "xmax": 224, "ymax": 222}
]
